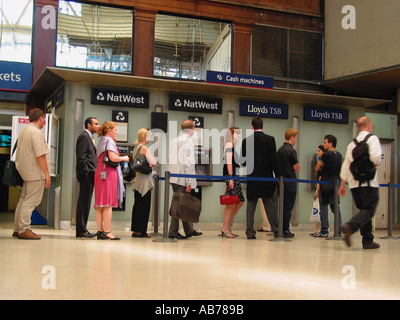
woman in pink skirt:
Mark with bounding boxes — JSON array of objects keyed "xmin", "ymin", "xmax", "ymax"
[{"xmin": 94, "ymin": 121, "xmax": 129, "ymax": 240}]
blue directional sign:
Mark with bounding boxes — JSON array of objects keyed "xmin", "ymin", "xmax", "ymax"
[{"xmin": 206, "ymin": 70, "xmax": 273, "ymax": 89}]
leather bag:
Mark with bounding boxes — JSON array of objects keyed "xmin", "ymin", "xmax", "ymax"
[
  {"xmin": 132, "ymin": 145, "xmax": 152, "ymax": 174},
  {"xmin": 121, "ymin": 156, "xmax": 136, "ymax": 182},
  {"xmin": 102, "ymin": 140, "xmax": 119, "ymax": 168},
  {"xmin": 219, "ymin": 186, "xmax": 239, "ymax": 205},
  {"xmin": 169, "ymin": 191, "xmax": 201, "ymax": 223},
  {"xmin": 1, "ymin": 141, "xmax": 23, "ymax": 187}
]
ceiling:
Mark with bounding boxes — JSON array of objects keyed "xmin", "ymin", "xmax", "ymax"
[{"xmin": 323, "ymin": 67, "xmax": 400, "ymax": 100}]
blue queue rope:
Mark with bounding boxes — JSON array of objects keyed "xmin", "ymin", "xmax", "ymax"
[{"xmin": 154, "ymin": 173, "xmax": 399, "ymax": 241}]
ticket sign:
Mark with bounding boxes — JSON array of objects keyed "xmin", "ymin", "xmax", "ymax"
[
  {"xmin": 0, "ymin": 61, "xmax": 32, "ymax": 92},
  {"xmin": 304, "ymin": 106, "xmax": 348, "ymax": 124},
  {"xmin": 240, "ymin": 100, "xmax": 288, "ymax": 119}
]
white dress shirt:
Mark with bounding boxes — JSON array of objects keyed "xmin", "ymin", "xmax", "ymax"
[
  {"xmin": 340, "ymin": 130, "xmax": 382, "ymax": 189},
  {"xmin": 168, "ymin": 132, "xmax": 197, "ymax": 188}
]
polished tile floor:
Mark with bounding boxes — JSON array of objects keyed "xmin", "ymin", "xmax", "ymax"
[{"xmin": 0, "ymin": 222, "xmax": 399, "ymax": 300}]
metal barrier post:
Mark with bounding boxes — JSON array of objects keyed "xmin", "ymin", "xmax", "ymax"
[
  {"xmin": 379, "ymin": 182, "xmax": 398, "ymax": 240},
  {"xmin": 153, "ymin": 171, "xmax": 177, "ymax": 243},
  {"xmin": 269, "ymin": 176, "xmax": 291, "ymax": 243},
  {"xmin": 327, "ymin": 179, "xmax": 341, "ymax": 240},
  {"xmin": 151, "ymin": 175, "xmax": 162, "ymax": 236}
]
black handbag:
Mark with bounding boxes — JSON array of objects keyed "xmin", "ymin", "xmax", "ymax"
[
  {"xmin": 2, "ymin": 141, "xmax": 23, "ymax": 187},
  {"xmin": 102, "ymin": 140, "xmax": 119, "ymax": 168},
  {"xmin": 121, "ymin": 155, "xmax": 136, "ymax": 182},
  {"xmin": 132, "ymin": 145, "xmax": 152, "ymax": 174}
]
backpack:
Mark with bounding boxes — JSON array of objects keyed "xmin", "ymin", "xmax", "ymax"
[{"xmin": 349, "ymin": 134, "xmax": 376, "ymax": 186}]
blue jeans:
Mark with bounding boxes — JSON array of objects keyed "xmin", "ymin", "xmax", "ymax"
[
  {"xmin": 319, "ymin": 193, "xmax": 342, "ymax": 235},
  {"xmin": 283, "ymin": 184, "xmax": 297, "ymax": 231}
]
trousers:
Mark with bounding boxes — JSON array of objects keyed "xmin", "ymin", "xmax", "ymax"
[
  {"xmin": 347, "ymin": 187, "xmax": 379, "ymax": 245},
  {"xmin": 14, "ymin": 179, "xmax": 45, "ymax": 234}
]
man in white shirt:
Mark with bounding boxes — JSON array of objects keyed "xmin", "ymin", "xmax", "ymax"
[
  {"xmin": 338, "ymin": 116, "xmax": 382, "ymax": 249},
  {"xmin": 168, "ymin": 120, "xmax": 201, "ymax": 239}
]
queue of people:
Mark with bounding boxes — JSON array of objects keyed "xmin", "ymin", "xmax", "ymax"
[{"xmin": 11, "ymin": 112, "xmax": 382, "ymax": 249}]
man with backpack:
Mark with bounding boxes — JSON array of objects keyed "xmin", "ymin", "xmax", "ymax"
[{"xmin": 338, "ymin": 116, "xmax": 382, "ymax": 249}]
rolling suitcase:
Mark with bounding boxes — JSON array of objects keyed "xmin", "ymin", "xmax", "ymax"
[{"xmin": 169, "ymin": 191, "xmax": 201, "ymax": 223}]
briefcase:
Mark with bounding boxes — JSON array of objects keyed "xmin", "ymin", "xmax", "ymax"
[{"xmin": 169, "ymin": 191, "xmax": 201, "ymax": 223}]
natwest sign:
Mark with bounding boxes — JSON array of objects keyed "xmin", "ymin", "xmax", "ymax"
[
  {"xmin": 91, "ymin": 87, "xmax": 149, "ymax": 108},
  {"xmin": 169, "ymin": 93, "xmax": 222, "ymax": 114}
]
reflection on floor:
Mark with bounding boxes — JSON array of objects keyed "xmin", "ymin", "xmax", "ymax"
[{"xmin": 0, "ymin": 223, "xmax": 399, "ymax": 300}]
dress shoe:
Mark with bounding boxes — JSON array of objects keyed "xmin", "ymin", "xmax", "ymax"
[
  {"xmin": 283, "ymin": 230, "xmax": 295, "ymax": 238},
  {"xmin": 12, "ymin": 232, "xmax": 18, "ymax": 238},
  {"xmin": 186, "ymin": 231, "xmax": 203, "ymax": 237},
  {"xmin": 76, "ymin": 231, "xmax": 96, "ymax": 238},
  {"xmin": 169, "ymin": 233, "xmax": 187, "ymax": 239},
  {"xmin": 18, "ymin": 229, "xmax": 41, "ymax": 240},
  {"xmin": 363, "ymin": 242, "xmax": 380, "ymax": 249}
]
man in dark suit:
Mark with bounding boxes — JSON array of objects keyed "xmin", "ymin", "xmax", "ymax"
[
  {"xmin": 75, "ymin": 117, "xmax": 99, "ymax": 238},
  {"xmin": 241, "ymin": 116, "xmax": 279, "ymax": 239}
]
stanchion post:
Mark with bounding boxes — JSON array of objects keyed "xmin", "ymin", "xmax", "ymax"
[
  {"xmin": 153, "ymin": 171, "xmax": 177, "ymax": 243},
  {"xmin": 326, "ymin": 179, "xmax": 341, "ymax": 241},
  {"xmin": 269, "ymin": 176, "xmax": 291, "ymax": 243},
  {"xmin": 150, "ymin": 174, "xmax": 162, "ymax": 236},
  {"xmin": 379, "ymin": 182, "xmax": 398, "ymax": 240}
]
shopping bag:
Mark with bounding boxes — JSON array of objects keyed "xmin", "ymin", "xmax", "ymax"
[{"xmin": 310, "ymin": 198, "xmax": 321, "ymax": 223}]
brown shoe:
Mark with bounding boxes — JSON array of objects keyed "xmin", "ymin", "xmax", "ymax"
[
  {"xmin": 363, "ymin": 242, "xmax": 380, "ymax": 250},
  {"xmin": 18, "ymin": 229, "xmax": 41, "ymax": 240}
]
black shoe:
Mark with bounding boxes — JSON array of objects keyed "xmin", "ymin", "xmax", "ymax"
[
  {"xmin": 169, "ymin": 233, "xmax": 187, "ymax": 240},
  {"xmin": 76, "ymin": 231, "xmax": 96, "ymax": 238},
  {"xmin": 186, "ymin": 231, "xmax": 203, "ymax": 237},
  {"xmin": 283, "ymin": 230, "xmax": 295, "ymax": 238}
]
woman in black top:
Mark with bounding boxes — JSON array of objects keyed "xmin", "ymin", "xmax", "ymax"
[{"xmin": 221, "ymin": 127, "xmax": 245, "ymax": 238}]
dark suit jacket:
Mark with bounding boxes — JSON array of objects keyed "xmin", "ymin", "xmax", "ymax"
[
  {"xmin": 76, "ymin": 130, "xmax": 97, "ymax": 181},
  {"xmin": 241, "ymin": 131, "xmax": 277, "ymax": 200}
]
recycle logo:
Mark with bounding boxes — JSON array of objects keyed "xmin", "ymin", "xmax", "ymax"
[
  {"xmin": 116, "ymin": 112, "xmax": 125, "ymax": 121},
  {"xmin": 174, "ymin": 99, "xmax": 182, "ymax": 107},
  {"xmin": 96, "ymin": 92, "xmax": 105, "ymax": 101}
]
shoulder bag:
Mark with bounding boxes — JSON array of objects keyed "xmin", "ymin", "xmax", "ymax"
[
  {"xmin": 2, "ymin": 141, "xmax": 23, "ymax": 187},
  {"xmin": 220, "ymin": 186, "xmax": 239, "ymax": 205},
  {"xmin": 102, "ymin": 140, "xmax": 119, "ymax": 168},
  {"xmin": 132, "ymin": 145, "xmax": 152, "ymax": 174}
]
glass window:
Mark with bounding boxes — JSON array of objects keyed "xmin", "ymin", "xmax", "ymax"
[
  {"xmin": 154, "ymin": 14, "xmax": 231, "ymax": 80},
  {"xmin": 0, "ymin": 0, "xmax": 33, "ymax": 63},
  {"xmin": 56, "ymin": 0, "xmax": 132, "ymax": 73}
]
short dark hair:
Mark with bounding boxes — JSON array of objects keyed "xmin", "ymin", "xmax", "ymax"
[
  {"xmin": 324, "ymin": 134, "xmax": 337, "ymax": 148},
  {"xmin": 251, "ymin": 116, "xmax": 263, "ymax": 130},
  {"xmin": 85, "ymin": 117, "xmax": 97, "ymax": 129},
  {"xmin": 29, "ymin": 108, "xmax": 44, "ymax": 122}
]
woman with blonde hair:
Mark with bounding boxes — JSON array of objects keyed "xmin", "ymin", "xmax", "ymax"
[
  {"xmin": 131, "ymin": 128, "xmax": 157, "ymax": 238},
  {"xmin": 221, "ymin": 127, "xmax": 245, "ymax": 238},
  {"xmin": 94, "ymin": 121, "xmax": 129, "ymax": 240}
]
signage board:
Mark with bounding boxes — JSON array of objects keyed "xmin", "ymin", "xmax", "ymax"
[
  {"xmin": 169, "ymin": 93, "xmax": 222, "ymax": 114},
  {"xmin": 91, "ymin": 87, "xmax": 149, "ymax": 108},
  {"xmin": 304, "ymin": 106, "xmax": 348, "ymax": 124},
  {"xmin": 206, "ymin": 70, "xmax": 273, "ymax": 89},
  {"xmin": 0, "ymin": 61, "xmax": 32, "ymax": 92},
  {"xmin": 240, "ymin": 100, "xmax": 288, "ymax": 119}
]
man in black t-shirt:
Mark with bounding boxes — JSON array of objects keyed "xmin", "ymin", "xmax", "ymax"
[
  {"xmin": 314, "ymin": 134, "xmax": 343, "ymax": 237},
  {"xmin": 276, "ymin": 129, "xmax": 301, "ymax": 238}
]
